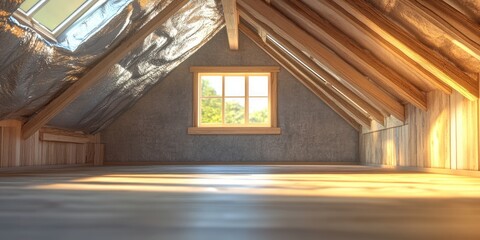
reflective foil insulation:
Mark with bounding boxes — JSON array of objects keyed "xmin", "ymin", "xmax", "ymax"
[{"xmin": 0, "ymin": 0, "xmax": 224, "ymax": 133}]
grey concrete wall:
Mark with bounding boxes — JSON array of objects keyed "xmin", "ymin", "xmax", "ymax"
[{"xmin": 102, "ymin": 29, "xmax": 359, "ymax": 162}]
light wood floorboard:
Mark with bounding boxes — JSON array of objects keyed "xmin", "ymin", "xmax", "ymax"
[{"xmin": 0, "ymin": 165, "xmax": 479, "ymax": 240}]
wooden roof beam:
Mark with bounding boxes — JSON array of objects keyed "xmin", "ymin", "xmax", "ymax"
[
  {"xmin": 266, "ymin": 38, "xmax": 372, "ymax": 128},
  {"xmin": 333, "ymin": 0, "xmax": 478, "ymax": 101},
  {"xmin": 239, "ymin": 7, "xmax": 385, "ymax": 126},
  {"xmin": 413, "ymin": 0, "xmax": 480, "ymax": 61},
  {"xmin": 273, "ymin": 0, "xmax": 427, "ymax": 111},
  {"xmin": 301, "ymin": 0, "xmax": 451, "ymax": 95},
  {"xmin": 239, "ymin": 24, "xmax": 366, "ymax": 130},
  {"xmin": 21, "ymin": 0, "xmax": 189, "ymax": 139},
  {"xmin": 221, "ymin": 0, "xmax": 239, "ymax": 50},
  {"xmin": 237, "ymin": 0, "xmax": 405, "ymax": 121}
]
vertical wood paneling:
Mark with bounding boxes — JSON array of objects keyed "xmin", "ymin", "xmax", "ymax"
[
  {"xmin": 362, "ymin": 90, "xmax": 479, "ymax": 171},
  {"xmin": 86, "ymin": 143, "xmax": 105, "ymax": 166},
  {"xmin": 0, "ymin": 121, "xmax": 104, "ymax": 169},
  {"xmin": 451, "ymin": 91, "xmax": 478, "ymax": 170},
  {"xmin": 0, "ymin": 127, "xmax": 6, "ymax": 167},
  {"xmin": 426, "ymin": 90, "xmax": 450, "ymax": 169},
  {"xmin": 21, "ymin": 131, "xmax": 40, "ymax": 166},
  {"xmin": 0, "ymin": 121, "xmax": 22, "ymax": 167}
]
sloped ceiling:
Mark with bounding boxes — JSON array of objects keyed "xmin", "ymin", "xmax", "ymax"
[
  {"xmin": 1, "ymin": 0, "xmax": 479, "ymax": 135},
  {"xmin": 236, "ymin": 0, "xmax": 480, "ymax": 129},
  {"xmin": 0, "ymin": 0, "xmax": 223, "ymax": 133}
]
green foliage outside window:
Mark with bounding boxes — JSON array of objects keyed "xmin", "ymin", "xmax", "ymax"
[{"xmin": 200, "ymin": 78, "xmax": 268, "ymax": 125}]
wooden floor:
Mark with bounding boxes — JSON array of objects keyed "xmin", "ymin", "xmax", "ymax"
[{"xmin": 1, "ymin": 165, "xmax": 480, "ymax": 240}]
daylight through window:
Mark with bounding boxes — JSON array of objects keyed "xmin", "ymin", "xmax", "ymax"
[
  {"xmin": 189, "ymin": 66, "xmax": 281, "ymax": 135},
  {"xmin": 14, "ymin": 0, "xmax": 100, "ymax": 42}
]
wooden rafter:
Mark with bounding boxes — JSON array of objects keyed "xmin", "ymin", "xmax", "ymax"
[
  {"xmin": 237, "ymin": 0, "xmax": 405, "ymax": 120},
  {"xmin": 239, "ymin": 7, "xmax": 385, "ymax": 125},
  {"xmin": 413, "ymin": 0, "xmax": 480, "ymax": 61},
  {"xmin": 301, "ymin": 0, "xmax": 452, "ymax": 95},
  {"xmin": 274, "ymin": 0, "xmax": 427, "ymax": 111},
  {"xmin": 269, "ymin": 40, "xmax": 371, "ymax": 128},
  {"xmin": 239, "ymin": 24, "xmax": 370, "ymax": 131},
  {"xmin": 21, "ymin": 0, "xmax": 189, "ymax": 139},
  {"xmin": 334, "ymin": 0, "xmax": 478, "ymax": 101},
  {"xmin": 221, "ymin": 0, "xmax": 239, "ymax": 50}
]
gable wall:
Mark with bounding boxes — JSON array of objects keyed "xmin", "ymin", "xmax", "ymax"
[{"xmin": 101, "ymin": 29, "xmax": 359, "ymax": 163}]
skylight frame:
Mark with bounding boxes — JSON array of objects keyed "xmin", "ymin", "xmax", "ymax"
[{"xmin": 12, "ymin": 0, "xmax": 101, "ymax": 43}]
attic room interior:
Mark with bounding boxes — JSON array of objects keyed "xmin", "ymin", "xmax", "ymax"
[{"xmin": 1, "ymin": 0, "xmax": 480, "ymax": 239}]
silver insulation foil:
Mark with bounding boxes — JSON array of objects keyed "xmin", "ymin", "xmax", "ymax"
[{"xmin": 0, "ymin": 0, "xmax": 224, "ymax": 133}]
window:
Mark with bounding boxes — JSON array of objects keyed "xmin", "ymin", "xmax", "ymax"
[
  {"xmin": 189, "ymin": 66, "xmax": 281, "ymax": 135},
  {"xmin": 13, "ymin": 0, "xmax": 100, "ymax": 42}
]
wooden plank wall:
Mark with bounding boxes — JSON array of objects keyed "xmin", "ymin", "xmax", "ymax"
[
  {"xmin": 0, "ymin": 120, "xmax": 104, "ymax": 168},
  {"xmin": 361, "ymin": 90, "xmax": 479, "ymax": 171}
]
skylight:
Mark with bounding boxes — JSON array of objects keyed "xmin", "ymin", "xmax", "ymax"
[{"xmin": 14, "ymin": 0, "xmax": 101, "ymax": 43}]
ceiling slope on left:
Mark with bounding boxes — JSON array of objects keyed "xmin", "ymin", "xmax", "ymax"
[
  {"xmin": 0, "ymin": 0, "xmax": 223, "ymax": 134},
  {"xmin": 47, "ymin": 0, "xmax": 224, "ymax": 133},
  {"xmin": 0, "ymin": 0, "xmax": 134, "ymax": 120}
]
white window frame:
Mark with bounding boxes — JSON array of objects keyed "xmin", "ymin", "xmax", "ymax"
[
  {"xmin": 189, "ymin": 66, "xmax": 281, "ymax": 135},
  {"xmin": 13, "ymin": 0, "xmax": 100, "ymax": 42}
]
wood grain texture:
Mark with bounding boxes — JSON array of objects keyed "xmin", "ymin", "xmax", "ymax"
[
  {"xmin": 40, "ymin": 133, "xmax": 90, "ymax": 144},
  {"xmin": 239, "ymin": 24, "xmax": 364, "ymax": 130},
  {"xmin": 0, "ymin": 122, "xmax": 103, "ymax": 168},
  {"xmin": 1, "ymin": 165, "xmax": 480, "ymax": 239},
  {"xmin": 270, "ymin": 72, "xmax": 278, "ymax": 128},
  {"xmin": 87, "ymin": 143, "xmax": 105, "ymax": 166},
  {"xmin": 413, "ymin": 0, "xmax": 480, "ymax": 63},
  {"xmin": 188, "ymin": 127, "xmax": 281, "ymax": 135},
  {"xmin": 274, "ymin": 0, "xmax": 427, "ymax": 111},
  {"xmin": 239, "ymin": 7, "xmax": 385, "ymax": 125},
  {"xmin": 361, "ymin": 90, "xmax": 479, "ymax": 171},
  {"xmin": 238, "ymin": 0, "xmax": 405, "ymax": 121},
  {"xmin": 221, "ymin": 0, "xmax": 239, "ymax": 50},
  {"xmin": 300, "ymin": 0, "xmax": 451, "ymax": 94},
  {"xmin": 190, "ymin": 66, "xmax": 280, "ymax": 73},
  {"xmin": 0, "ymin": 120, "xmax": 21, "ymax": 167},
  {"xmin": 335, "ymin": 0, "xmax": 478, "ymax": 100}
]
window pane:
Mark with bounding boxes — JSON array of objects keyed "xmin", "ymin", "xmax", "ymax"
[
  {"xmin": 201, "ymin": 98, "xmax": 222, "ymax": 124},
  {"xmin": 225, "ymin": 76, "xmax": 245, "ymax": 96},
  {"xmin": 225, "ymin": 98, "xmax": 245, "ymax": 124},
  {"xmin": 249, "ymin": 98, "xmax": 269, "ymax": 124},
  {"xmin": 32, "ymin": 0, "xmax": 88, "ymax": 31},
  {"xmin": 201, "ymin": 76, "xmax": 222, "ymax": 97},
  {"xmin": 249, "ymin": 76, "xmax": 269, "ymax": 97},
  {"xmin": 20, "ymin": 0, "xmax": 41, "ymax": 12}
]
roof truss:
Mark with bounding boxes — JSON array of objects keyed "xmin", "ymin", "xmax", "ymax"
[
  {"xmin": 411, "ymin": 0, "xmax": 480, "ymax": 62},
  {"xmin": 238, "ymin": 0, "xmax": 405, "ymax": 121},
  {"xmin": 221, "ymin": 0, "xmax": 239, "ymax": 50},
  {"xmin": 239, "ymin": 6, "xmax": 385, "ymax": 126},
  {"xmin": 301, "ymin": 0, "xmax": 452, "ymax": 95},
  {"xmin": 273, "ymin": 0, "xmax": 427, "ymax": 111},
  {"xmin": 334, "ymin": 0, "xmax": 478, "ymax": 100},
  {"xmin": 239, "ymin": 24, "xmax": 365, "ymax": 130}
]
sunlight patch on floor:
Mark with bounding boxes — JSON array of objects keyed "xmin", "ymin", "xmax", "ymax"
[{"xmin": 31, "ymin": 172, "xmax": 480, "ymax": 198}]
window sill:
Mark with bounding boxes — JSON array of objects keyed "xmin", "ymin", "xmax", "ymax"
[{"xmin": 188, "ymin": 127, "xmax": 281, "ymax": 135}]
